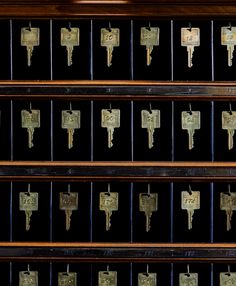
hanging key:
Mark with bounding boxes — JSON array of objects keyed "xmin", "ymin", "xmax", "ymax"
[
  {"xmin": 61, "ymin": 27, "xmax": 80, "ymax": 66},
  {"xmin": 222, "ymin": 109, "xmax": 236, "ymax": 150},
  {"xmin": 181, "ymin": 27, "xmax": 200, "ymax": 68},
  {"xmin": 19, "ymin": 185, "xmax": 38, "ymax": 231},
  {"xmin": 58, "ymin": 269, "xmax": 77, "ymax": 286},
  {"xmin": 21, "ymin": 107, "xmax": 40, "ymax": 149},
  {"xmin": 138, "ymin": 265, "xmax": 157, "ymax": 286},
  {"xmin": 179, "ymin": 272, "xmax": 198, "ymax": 286},
  {"xmin": 220, "ymin": 187, "xmax": 236, "ymax": 231},
  {"xmin": 21, "ymin": 26, "xmax": 40, "ymax": 67},
  {"xmin": 221, "ymin": 26, "xmax": 236, "ymax": 67},
  {"xmin": 19, "ymin": 270, "xmax": 38, "ymax": 286},
  {"xmin": 101, "ymin": 109, "xmax": 120, "ymax": 148},
  {"xmin": 139, "ymin": 185, "xmax": 158, "ymax": 232},
  {"xmin": 181, "ymin": 187, "xmax": 200, "ymax": 230},
  {"xmin": 182, "ymin": 109, "xmax": 201, "ymax": 150},
  {"xmin": 220, "ymin": 271, "xmax": 236, "ymax": 286},
  {"xmin": 62, "ymin": 109, "xmax": 80, "ymax": 149},
  {"xmin": 141, "ymin": 109, "xmax": 160, "ymax": 149},
  {"xmin": 101, "ymin": 27, "xmax": 120, "ymax": 67},
  {"xmin": 60, "ymin": 186, "xmax": 78, "ymax": 231},
  {"xmin": 99, "ymin": 270, "xmax": 117, "ymax": 286},
  {"xmin": 140, "ymin": 26, "xmax": 159, "ymax": 66},
  {"xmin": 99, "ymin": 185, "xmax": 118, "ymax": 231}
]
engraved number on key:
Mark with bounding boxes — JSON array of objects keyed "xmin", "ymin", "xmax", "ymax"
[
  {"xmin": 181, "ymin": 190, "xmax": 200, "ymax": 230},
  {"xmin": 140, "ymin": 27, "xmax": 159, "ymax": 66},
  {"xmin": 19, "ymin": 271, "xmax": 38, "ymax": 286},
  {"xmin": 139, "ymin": 193, "xmax": 158, "ymax": 232},
  {"xmin": 21, "ymin": 109, "xmax": 40, "ymax": 149},
  {"xmin": 182, "ymin": 111, "xmax": 201, "ymax": 150},
  {"xmin": 62, "ymin": 110, "xmax": 80, "ymax": 149},
  {"xmin": 181, "ymin": 27, "xmax": 200, "ymax": 68},
  {"xmin": 58, "ymin": 272, "xmax": 77, "ymax": 286},
  {"xmin": 222, "ymin": 111, "xmax": 236, "ymax": 150},
  {"xmin": 99, "ymin": 271, "xmax": 117, "ymax": 286},
  {"xmin": 60, "ymin": 192, "xmax": 78, "ymax": 231},
  {"xmin": 141, "ymin": 109, "xmax": 160, "ymax": 149},
  {"xmin": 21, "ymin": 27, "xmax": 40, "ymax": 67},
  {"xmin": 220, "ymin": 272, "xmax": 236, "ymax": 286},
  {"xmin": 221, "ymin": 26, "xmax": 236, "ymax": 67},
  {"xmin": 101, "ymin": 109, "xmax": 120, "ymax": 148},
  {"xmin": 99, "ymin": 192, "xmax": 118, "ymax": 231},
  {"xmin": 101, "ymin": 28, "xmax": 120, "ymax": 67},
  {"xmin": 179, "ymin": 273, "xmax": 198, "ymax": 286},
  {"xmin": 61, "ymin": 27, "xmax": 80, "ymax": 66},
  {"xmin": 220, "ymin": 191, "xmax": 236, "ymax": 231},
  {"xmin": 19, "ymin": 191, "xmax": 38, "ymax": 231},
  {"xmin": 138, "ymin": 272, "xmax": 157, "ymax": 286}
]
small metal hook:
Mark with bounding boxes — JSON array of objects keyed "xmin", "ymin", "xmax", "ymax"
[
  {"xmin": 146, "ymin": 264, "xmax": 149, "ymax": 274},
  {"xmin": 28, "ymin": 21, "xmax": 32, "ymax": 32},
  {"xmin": 229, "ymin": 103, "xmax": 233, "ymax": 115},
  {"xmin": 228, "ymin": 22, "xmax": 232, "ymax": 31},
  {"xmin": 67, "ymin": 264, "xmax": 70, "ymax": 273},
  {"xmin": 149, "ymin": 103, "xmax": 153, "ymax": 114},
  {"xmin": 68, "ymin": 184, "xmax": 71, "ymax": 194},
  {"xmin": 188, "ymin": 22, "xmax": 192, "ymax": 32},
  {"xmin": 107, "ymin": 22, "xmax": 112, "ymax": 32},
  {"xmin": 147, "ymin": 184, "xmax": 151, "ymax": 196},
  {"xmin": 29, "ymin": 102, "xmax": 32, "ymax": 113},
  {"xmin": 109, "ymin": 102, "xmax": 112, "ymax": 113},
  {"xmin": 27, "ymin": 264, "xmax": 30, "ymax": 272},
  {"xmin": 146, "ymin": 22, "xmax": 151, "ymax": 31},
  {"xmin": 107, "ymin": 264, "xmax": 110, "ymax": 272},
  {"xmin": 188, "ymin": 185, "xmax": 192, "ymax": 195},
  {"xmin": 68, "ymin": 22, "xmax": 72, "ymax": 32},
  {"xmin": 228, "ymin": 264, "xmax": 231, "ymax": 275},
  {"xmin": 188, "ymin": 103, "xmax": 192, "ymax": 115},
  {"xmin": 69, "ymin": 102, "xmax": 73, "ymax": 113}
]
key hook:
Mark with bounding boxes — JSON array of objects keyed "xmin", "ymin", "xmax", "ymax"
[
  {"xmin": 228, "ymin": 184, "xmax": 231, "ymax": 196},
  {"xmin": 188, "ymin": 103, "xmax": 192, "ymax": 115},
  {"xmin": 29, "ymin": 102, "xmax": 32, "ymax": 113},
  {"xmin": 188, "ymin": 184, "xmax": 193, "ymax": 195},
  {"xmin": 229, "ymin": 103, "xmax": 233, "ymax": 115},
  {"xmin": 107, "ymin": 22, "xmax": 112, "ymax": 32},
  {"xmin": 228, "ymin": 22, "xmax": 232, "ymax": 31},
  {"xmin": 108, "ymin": 102, "xmax": 112, "ymax": 113},
  {"xmin": 107, "ymin": 183, "xmax": 111, "ymax": 195},
  {"xmin": 26, "ymin": 183, "xmax": 31, "ymax": 196},
  {"xmin": 68, "ymin": 22, "xmax": 72, "ymax": 32},
  {"xmin": 147, "ymin": 183, "xmax": 151, "ymax": 196},
  {"xmin": 27, "ymin": 264, "xmax": 30, "ymax": 272},
  {"xmin": 146, "ymin": 264, "xmax": 149, "ymax": 274},
  {"xmin": 28, "ymin": 21, "xmax": 32, "ymax": 32},
  {"xmin": 149, "ymin": 103, "xmax": 153, "ymax": 114},
  {"xmin": 107, "ymin": 264, "xmax": 110, "ymax": 272},
  {"xmin": 188, "ymin": 22, "xmax": 192, "ymax": 32},
  {"xmin": 185, "ymin": 264, "xmax": 191, "ymax": 277},
  {"xmin": 146, "ymin": 22, "xmax": 151, "ymax": 31},
  {"xmin": 69, "ymin": 102, "xmax": 73, "ymax": 114},
  {"xmin": 68, "ymin": 184, "xmax": 71, "ymax": 194},
  {"xmin": 67, "ymin": 264, "xmax": 70, "ymax": 274}
]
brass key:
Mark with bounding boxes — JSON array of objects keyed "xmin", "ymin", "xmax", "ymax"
[
  {"xmin": 99, "ymin": 268, "xmax": 117, "ymax": 286},
  {"xmin": 141, "ymin": 108, "xmax": 160, "ymax": 149},
  {"xmin": 221, "ymin": 26, "xmax": 236, "ymax": 67},
  {"xmin": 101, "ymin": 27, "xmax": 120, "ymax": 67},
  {"xmin": 60, "ymin": 185, "xmax": 78, "ymax": 231},
  {"xmin": 21, "ymin": 25, "xmax": 40, "ymax": 67},
  {"xmin": 179, "ymin": 272, "xmax": 198, "ymax": 286},
  {"xmin": 19, "ymin": 266, "xmax": 38, "ymax": 286},
  {"xmin": 58, "ymin": 265, "xmax": 77, "ymax": 286},
  {"xmin": 61, "ymin": 27, "xmax": 80, "ymax": 66},
  {"xmin": 21, "ymin": 106, "xmax": 40, "ymax": 149},
  {"xmin": 181, "ymin": 186, "xmax": 200, "ymax": 230},
  {"xmin": 139, "ymin": 184, "xmax": 158, "ymax": 232},
  {"xmin": 220, "ymin": 271, "xmax": 236, "ymax": 286},
  {"xmin": 99, "ymin": 184, "xmax": 118, "ymax": 231},
  {"xmin": 181, "ymin": 27, "xmax": 200, "ymax": 68},
  {"xmin": 220, "ymin": 185, "xmax": 236, "ymax": 231},
  {"xmin": 222, "ymin": 109, "xmax": 236, "ymax": 150},
  {"xmin": 140, "ymin": 26, "xmax": 159, "ymax": 66},
  {"xmin": 19, "ymin": 184, "xmax": 38, "ymax": 231},
  {"xmin": 138, "ymin": 265, "xmax": 157, "ymax": 286},
  {"xmin": 101, "ymin": 109, "xmax": 120, "ymax": 148},
  {"xmin": 182, "ymin": 108, "xmax": 201, "ymax": 150},
  {"xmin": 62, "ymin": 107, "xmax": 80, "ymax": 149}
]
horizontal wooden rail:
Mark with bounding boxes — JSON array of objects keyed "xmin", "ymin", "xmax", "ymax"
[
  {"xmin": 0, "ymin": 243, "xmax": 235, "ymax": 262},
  {"xmin": 1, "ymin": 161, "xmax": 236, "ymax": 181}
]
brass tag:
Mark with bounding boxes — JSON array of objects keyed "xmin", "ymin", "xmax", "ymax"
[
  {"xmin": 21, "ymin": 110, "xmax": 40, "ymax": 128},
  {"xmin": 101, "ymin": 109, "xmax": 120, "ymax": 129},
  {"xmin": 59, "ymin": 192, "xmax": 78, "ymax": 211},
  {"xmin": 221, "ymin": 27, "xmax": 236, "ymax": 45},
  {"xmin": 222, "ymin": 111, "xmax": 236, "ymax": 129},
  {"xmin": 58, "ymin": 272, "xmax": 77, "ymax": 286},
  {"xmin": 181, "ymin": 111, "xmax": 201, "ymax": 130},
  {"xmin": 220, "ymin": 192, "xmax": 236, "ymax": 211},
  {"xmin": 181, "ymin": 28, "xmax": 200, "ymax": 47},
  {"xmin": 220, "ymin": 272, "xmax": 236, "ymax": 286},
  {"xmin": 181, "ymin": 191, "xmax": 200, "ymax": 211},
  {"xmin": 101, "ymin": 28, "xmax": 120, "ymax": 47},
  {"xmin": 61, "ymin": 110, "xmax": 80, "ymax": 130},
  {"xmin": 21, "ymin": 28, "xmax": 40, "ymax": 47},
  {"xmin": 141, "ymin": 110, "xmax": 160, "ymax": 129},
  {"xmin": 19, "ymin": 271, "xmax": 38, "ymax": 286},
  {"xmin": 98, "ymin": 271, "xmax": 117, "ymax": 286},
  {"xmin": 179, "ymin": 273, "xmax": 198, "ymax": 286},
  {"xmin": 19, "ymin": 192, "xmax": 38, "ymax": 211},
  {"xmin": 99, "ymin": 192, "xmax": 119, "ymax": 212},
  {"xmin": 61, "ymin": 28, "xmax": 80, "ymax": 47},
  {"xmin": 138, "ymin": 272, "xmax": 157, "ymax": 286},
  {"xmin": 140, "ymin": 27, "xmax": 159, "ymax": 46},
  {"xmin": 139, "ymin": 193, "xmax": 158, "ymax": 213}
]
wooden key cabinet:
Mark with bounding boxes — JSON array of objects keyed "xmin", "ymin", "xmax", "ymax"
[{"xmin": 1, "ymin": 0, "xmax": 236, "ymax": 285}]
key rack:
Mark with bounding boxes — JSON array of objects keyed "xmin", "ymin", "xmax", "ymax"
[{"xmin": 1, "ymin": 0, "xmax": 236, "ymax": 285}]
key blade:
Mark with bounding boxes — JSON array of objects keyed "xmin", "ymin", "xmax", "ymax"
[
  {"xmin": 65, "ymin": 209, "xmax": 72, "ymax": 231},
  {"xmin": 25, "ymin": 210, "xmax": 32, "ymax": 231}
]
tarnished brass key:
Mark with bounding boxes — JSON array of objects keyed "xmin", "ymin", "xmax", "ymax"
[
  {"xmin": 62, "ymin": 108, "xmax": 80, "ymax": 149},
  {"xmin": 181, "ymin": 186, "xmax": 200, "ymax": 230},
  {"xmin": 61, "ymin": 27, "xmax": 80, "ymax": 66},
  {"xmin": 221, "ymin": 26, "xmax": 236, "ymax": 67},
  {"xmin": 220, "ymin": 271, "xmax": 236, "ymax": 285},
  {"xmin": 181, "ymin": 27, "xmax": 200, "ymax": 68},
  {"xmin": 140, "ymin": 26, "xmax": 159, "ymax": 66},
  {"xmin": 220, "ymin": 186, "xmax": 236, "ymax": 231},
  {"xmin": 58, "ymin": 265, "xmax": 77, "ymax": 286},
  {"xmin": 99, "ymin": 185, "xmax": 118, "ymax": 231},
  {"xmin": 19, "ymin": 184, "xmax": 38, "ymax": 231},
  {"xmin": 19, "ymin": 266, "xmax": 38, "ymax": 286},
  {"xmin": 141, "ymin": 109, "xmax": 160, "ymax": 149},
  {"xmin": 139, "ymin": 185, "xmax": 158, "ymax": 232},
  {"xmin": 138, "ymin": 265, "xmax": 157, "ymax": 286},
  {"xmin": 21, "ymin": 26, "xmax": 40, "ymax": 66},
  {"xmin": 101, "ymin": 109, "xmax": 120, "ymax": 148},
  {"xmin": 101, "ymin": 27, "xmax": 120, "ymax": 67},
  {"xmin": 60, "ymin": 185, "xmax": 78, "ymax": 231},
  {"xmin": 222, "ymin": 109, "xmax": 236, "ymax": 150},
  {"xmin": 99, "ymin": 270, "xmax": 117, "ymax": 286},
  {"xmin": 179, "ymin": 272, "xmax": 198, "ymax": 286},
  {"xmin": 21, "ymin": 107, "xmax": 40, "ymax": 149}
]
